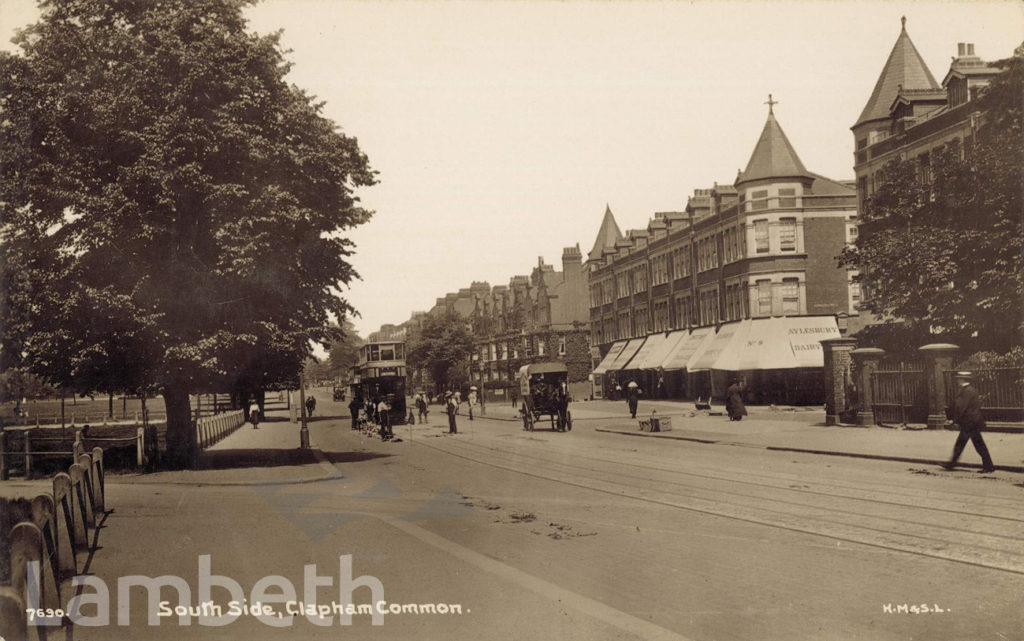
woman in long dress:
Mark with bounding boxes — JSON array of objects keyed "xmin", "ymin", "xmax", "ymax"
[{"xmin": 726, "ymin": 379, "xmax": 747, "ymax": 421}]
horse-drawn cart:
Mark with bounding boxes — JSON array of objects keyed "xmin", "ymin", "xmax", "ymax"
[{"xmin": 517, "ymin": 362, "xmax": 572, "ymax": 432}]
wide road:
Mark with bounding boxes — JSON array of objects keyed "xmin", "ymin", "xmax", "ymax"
[{"xmin": 85, "ymin": 397, "xmax": 1024, "ymax": 641}]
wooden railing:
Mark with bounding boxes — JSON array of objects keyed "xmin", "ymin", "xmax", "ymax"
[
  {"xmin": 1, "ymin": 448, "xmax": 107, "ymax": 640},
  {"xmin": 196, "ymin": 409, "xmax": 245, "ymax": 450}
]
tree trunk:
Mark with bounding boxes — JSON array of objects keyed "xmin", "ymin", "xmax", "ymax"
[{"xmin": 163, "ymin": 384, "xmax": 196, "ymax": 469}]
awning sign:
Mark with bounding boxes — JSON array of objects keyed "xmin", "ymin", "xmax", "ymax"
[{"xmin": 787, "ymin": 317, "xmax": 841, "ymax": 367}]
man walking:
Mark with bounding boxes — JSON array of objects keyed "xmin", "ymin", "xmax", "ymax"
[
  {"xmin": 445, "ymin": 391, "xmax": 458, "ymax": 434},
  {"xmin": 943, "ymin": 372, "xmax": 995, "ymax": 473}
]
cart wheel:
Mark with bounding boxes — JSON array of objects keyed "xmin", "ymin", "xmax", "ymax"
[{"xmin": 566, "ymin": 410, "xmax": 572, "ymax": 431}]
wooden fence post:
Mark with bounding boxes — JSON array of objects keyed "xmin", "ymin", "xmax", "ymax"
[
  {"xmin": 0, "ymin": 429, "xmax": 7, "ymax": 481},
  {"xmin": 0, "ymin": 585, "xmax": 27, "ymax": 641},
  {"xmin": 30, "ymin": 494, "xmax": 63, "ymax": 610},
  {"xmin": 91, "ymin": 447, "xmax": 105, "ymax": 513},
  {"xmin": 69, "ymin": 463, "xmax": 93, "ymax": 538},
  {"xmin": 137, "ymin": 427, "xmax": 145, "ymax": 467},
  {"xmin": 24, "ymin": 429, "xmax": 32, "ymax": 480},
  {"xmin": 52, "ymin": 473, "xmax": 78, "ymax": 576},
  {"xmin": 78, "ymin": 454, "xmax": 96, "ymax": 528}
]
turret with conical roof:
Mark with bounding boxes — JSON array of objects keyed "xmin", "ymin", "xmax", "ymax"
[
  {"xmin": 852, "ymin": 17, "xmax": 939, "ymax": 142},
  {"xmin": 587, "ymin": 204, "xmax": 624, "ymax": 263},
  {"xmin": 736, "ymin": 96, "xmax": 812, "ymax": 187}
]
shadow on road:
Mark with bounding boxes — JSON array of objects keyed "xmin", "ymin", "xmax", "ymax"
[
  {"xmin": 303, "ymin": 415, "xmax": 350, "ymax": 423},
  {"xmin": 320, "ymin": 451, "xmax": 394, "ymax": 465},
  {"xmin": 198, "ymin": 448, "xmax": 391, "ymax": 471}
]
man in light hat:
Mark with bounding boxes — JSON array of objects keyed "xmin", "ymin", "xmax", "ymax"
[{"xmin": 943, "ymin": 372, "xmax": 995, "ymax": 473}]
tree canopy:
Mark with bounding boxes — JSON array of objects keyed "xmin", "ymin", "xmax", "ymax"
[
  {"xmin": 0, "ymin": 0, "xmax": 375, "ymax": 465},
  {"xmin": 303, "ymin": 319, "xmax": 363, "ymax": 383},
  {"xmin": 839, "ymin": 55, "xmax": 1023, "ymax": 353},
  {"xmin": 407, "ymin": 312, "xmax": 474, "ymax": 395}
]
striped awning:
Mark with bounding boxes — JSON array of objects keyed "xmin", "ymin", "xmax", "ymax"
[
  {"xmin": 661, "ymin": 327, "xmax": 715, "ymax": 371},
  {"xmin": 592, "ymin": 341, "xmax": 626, "ymax": 375},
  {"xmin": 606, "ymin": 338, "xmax": 645, "ymax": 372},
  {"xmin": 622, "ymin": 333, "xmax": 667, "ymax": 370}
]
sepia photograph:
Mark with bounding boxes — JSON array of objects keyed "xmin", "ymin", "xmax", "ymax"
[{"xmin": 0, "ymin": 0, "xmax": 1022, "ymax": 639}]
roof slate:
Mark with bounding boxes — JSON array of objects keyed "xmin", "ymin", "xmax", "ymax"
[
  {"xmin": 738, "ymin": 112, "xmax": 812, "ymax": 184},
  {"xmin": 854, "ymin": 19, "xmax": 939, "ymax": 128},
  {"xmin": 588, "ymin": 205, "xmax": 624, "ymax": 261}
]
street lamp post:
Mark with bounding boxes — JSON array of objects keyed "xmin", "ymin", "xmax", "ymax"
[{"xmin": 298, "ymin": 373, "xmax": 311, "ymax": 449}]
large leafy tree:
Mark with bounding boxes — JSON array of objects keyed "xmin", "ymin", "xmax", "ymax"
[
  {"xmin": 840, "ymin": 54, "xmax": 1023, "ymax": 352},
  {"xmin": 407, "ymin": 312, "xmax": 475, "ymax": 396},
  {"xmin": 324, "ymin": 319, "xmax": 363, "ymax": 380},
  {"xmin": 0, "ymin": 0, "xmax": 375, "ymax": 466}
]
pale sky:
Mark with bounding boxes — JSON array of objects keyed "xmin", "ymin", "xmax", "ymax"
[{"xmin": 2, "ymin": 1, "xmax": 1022, "ymax": 339}]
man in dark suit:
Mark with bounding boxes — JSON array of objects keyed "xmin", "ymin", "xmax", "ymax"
[{"xmin": 943, "ymin": 372, "xmax": 995, "ymax": 473}]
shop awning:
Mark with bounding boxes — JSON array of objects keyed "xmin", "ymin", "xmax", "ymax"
[
  {"xmin": 606, "ymin": 337, "xmax": 645, "ymax": 372},
  {"xmin": 711, "ymin": 315, "xmax": 842, "ymax": 370},
  {"xmin": 622, "ymin": 333, "xmax": 667, "ymax": 370},
  {"xmin": 591, "ymin": 340, "xmax": 626, "ymax": 375},
  {"xmin": 661, "ymin": 327, "xmax": 714, "ymax": 371},
  {"xmin": 688, "ymin": 320, "xmax": 751, "ymax": 372},
  {"xmin": 644, "ymin": 330, "xmax": 688, "ymax": 370},
  {"xmin": 782, "ymin": 315, "xmax": 842, "ymax": 368}
]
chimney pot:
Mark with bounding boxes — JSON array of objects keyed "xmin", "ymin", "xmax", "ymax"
[
  {"xmin": 957, "ymin": 43, "xmax": 966, "ymax": 56},
  {"xmin": 967, "ymin": 43, "xmax": 975, "ymax": 56}
]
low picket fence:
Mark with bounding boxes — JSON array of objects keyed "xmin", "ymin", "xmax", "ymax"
[
  {"xmin": 1, "ymin": 448, "xmax": 106, "ymax": 640},
  {"xmin": 196, "ymin": 409, "xmax": 245, "ymax": 450}
]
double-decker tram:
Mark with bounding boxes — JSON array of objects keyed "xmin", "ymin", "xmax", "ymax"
[{"xmin": 354, "ymin": 338, "xmax": 407, "ymax": 425}]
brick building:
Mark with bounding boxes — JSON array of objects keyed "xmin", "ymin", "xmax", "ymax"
[
  {"xmin": 588, "ymin": 102, "xmax": 859, "ymax": 404},
  {"xmin": 853, "ymin": 19, "xmax": 1002, "ymax": 213},
  {"xmin": 470, "ymin": 246, "xmax": 592, "ymax": 403}
]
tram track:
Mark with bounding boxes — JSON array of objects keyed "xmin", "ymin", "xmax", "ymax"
[
  {"xmin": 438, "ymin": 436, "xmax": 1024, "ymax": 551},
  {"xmin": 410, "ymin": 431, "xmax": 1024, "ymax": 575}
]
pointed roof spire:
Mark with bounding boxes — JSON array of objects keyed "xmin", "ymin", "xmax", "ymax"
[
  {"xmin": 737, "ymin": 102, "xmax": 811, "ymax": 185},
  {"xmin": 588, "ymin": 204, "xmax": 623, "ymax": 261},
  {"xmin": 854, "ymin": 17, "xmax": 939, "ymax": 129}
]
